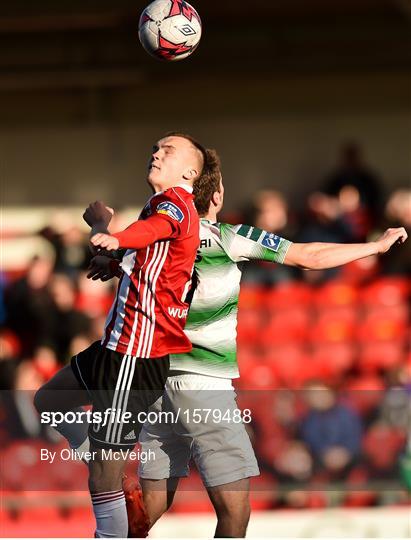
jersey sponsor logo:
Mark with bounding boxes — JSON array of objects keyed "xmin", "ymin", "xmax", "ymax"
[
  {"xmin": 156, "ymin": 201, "xmax": 184, "ymax": 222},
  {"xmin": 200, "ymin": 238, "xmax": 212, "ymax": 249},
  {"xmin": 261, "ymin": 232, "xmax": 281, "ymax": 251},
  {"xmin": 168, "ymin": 306, "xmax": 189, "ymax": 319}
]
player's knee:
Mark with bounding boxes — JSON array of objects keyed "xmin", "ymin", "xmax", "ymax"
[
  {"xmin": 214, "ymin": 496, "xmax": 250, "ymax": 525},
  {"xmin": 88, "ymin": 454, "xmax": 123, "ymax": 493}
]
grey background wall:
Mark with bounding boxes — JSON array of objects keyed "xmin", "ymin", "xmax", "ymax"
[{"xmin": 2, "ymin": 1, "xmax": 410, "ymax": 211}]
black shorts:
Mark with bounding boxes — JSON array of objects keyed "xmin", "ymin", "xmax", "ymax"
[{"xmin": 71, "ymin": 341, "xmax": 169, "ymax": 450}]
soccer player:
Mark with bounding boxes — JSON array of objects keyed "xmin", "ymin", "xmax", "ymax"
[
  {"xmin": 34, "ymin": 133, "xmax": 216, "ymax": 538},
  {"xmin": 89, "ymin": 158, "xmax": 407, "ymax": 538}
]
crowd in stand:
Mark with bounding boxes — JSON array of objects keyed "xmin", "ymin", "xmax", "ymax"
[{"xmin": 0, "ymin": 142, "xmax": 410, "ymax": 507}]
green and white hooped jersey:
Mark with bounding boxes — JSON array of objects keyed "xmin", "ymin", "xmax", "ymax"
[{"xmin": 169, "ymin": 220, "xmax": 292, "ymax": 379}]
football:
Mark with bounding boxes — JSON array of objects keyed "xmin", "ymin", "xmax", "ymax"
[{"xmin": 138, "ymin": 0, "xmax": 202, "ymax": 61}]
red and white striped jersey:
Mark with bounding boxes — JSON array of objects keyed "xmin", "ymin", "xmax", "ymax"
[{"xmin": 102, "ymin": 185, "xmax": 199, "ymax": 358}]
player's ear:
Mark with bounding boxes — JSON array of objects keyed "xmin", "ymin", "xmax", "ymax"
[
  {"xmin": 183, "ymin": 168, "xmax": 198, "ymax": 181},
  {"xmin": 211, "ymin": 191, "xmax": 221, "ymax": 207}
]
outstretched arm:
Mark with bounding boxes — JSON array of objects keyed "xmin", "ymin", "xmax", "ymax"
[
  {"xmin": 284, "ymin": 227, "xmax": 408, "ymax": 270},
  {"xmin": 90, "ymin": 215, "xmax": 174, "ymax": 251}
]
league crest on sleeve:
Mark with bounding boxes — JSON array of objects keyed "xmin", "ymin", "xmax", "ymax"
[
  {"xmin": 156, "ymin": 201, "xmax": 184, "ymax": 222},
  {"xmin": 261, "ymin": 232, "xmax": 281, "ymax": 251}
]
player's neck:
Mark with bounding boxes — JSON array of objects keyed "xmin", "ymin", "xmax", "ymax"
[
  {"xmin": 203, "ymin": 208, "xmax": 218, "ymax": 222},
  {"xmin": 151, "ymin": 179, "xmax": 192, "ymax": 193}
]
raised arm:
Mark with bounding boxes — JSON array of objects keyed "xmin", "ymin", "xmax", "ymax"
[
  {"xmin": 284, "ymin": 227, "xmax": 408, "ymax": 270},
  {"xmin": 90, "ymin": 215, "xmax": 175, "ymax": 251}
]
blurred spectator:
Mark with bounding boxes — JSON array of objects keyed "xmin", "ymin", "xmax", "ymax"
[
  {"xmin": 296, "ymin": 192, "xmax": 356, "ymax": 283},
  {"xmin": 4, "ymin": 255, "xmax": 55, "ymax": 357},
  {"xmin": 322, "ymin": 142, "xmax": 383, "ymax": 226},
  {"xmin": 361, "ymin": 421, "xmax": 406, "ymax": 479},
  {"xmin": 0, "ymin": 359, "xmax": 58, "ymax": 443},
  {"xmin": 0, "ymin": 329, "xmax": 21, "ymax": 390},
  {"xmin": 40, "ymin": 211, "xmax": 90, "ymax": 278},
  {"xmin": 243, "ymin": 190, "xmax": 298, "ymax": 285},
  {"xmin": 47, "ymin": 273, "xmax": 92, "ymax": 362},
  {"xmin": 300, "ymin": 382, "xmax": 362, "ymax": 477},
  {"xmin": 274, "ymin": 441, "xmax": 313, "ymax": 483}
]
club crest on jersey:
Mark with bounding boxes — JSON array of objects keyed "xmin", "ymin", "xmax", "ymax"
[
  {"xmin": 261, "ymin": 233, "xmax": 281, "ymax": 251},
  {"xmin": 156, "ymin": 201, "xmax": 184, "ymax": 223}
]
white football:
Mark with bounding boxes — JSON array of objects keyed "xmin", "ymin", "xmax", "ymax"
[{"xmin": 138, "ymin": 0, "xmax": 202, "ymax": 61}]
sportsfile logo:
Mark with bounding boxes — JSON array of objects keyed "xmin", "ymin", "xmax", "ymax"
[{"xmin": 156, "ymin": 201, "xmax": 184, "ymax": 222}]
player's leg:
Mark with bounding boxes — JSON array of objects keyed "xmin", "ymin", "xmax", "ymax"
[
  {"xmin": 207, "ymin": 479, "xmax": 250, "ymax": 538},
  {"xmin": 168, "ymin": 373, "xmax": 259, "ymax": 538},
  {"xmin": 34, "ymin": 362, "xmax": 91, "ymax": 454},
  {"xmin": 136, "ymin": 386, "xmax": 192, "ymax": 534},
  {"xmin": 85, "ymin": 352, "xmax": 171, "ymax": 538},
  {"xmin": 88, "ymin": 444, "xmax": 129, "ymax": 538},
  {"xmin": 140, "ymin": 477, "xmax": 180, "ymax": 527}
]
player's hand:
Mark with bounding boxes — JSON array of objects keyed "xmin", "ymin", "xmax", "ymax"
[
  {"xmin": 375, "ymin": 227, "xmax": 408, "ymax": 254},
  {"xmin": 87, "ymin": 255, "xmax": 116, "ymax": 281},
  {"xmin": 83, "ymin": 201, "xmax": 114, "ymax": 227},
  {"xmin": 90, "ymin": 233, "xmax": 120, "ymax": 251}
]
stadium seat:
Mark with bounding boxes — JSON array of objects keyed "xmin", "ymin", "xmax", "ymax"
[
  {"xmin": 339, "ymin": 257, "xmax": 379, "ymax": 285},
  {"xmin": 359, "ymin": 341, "xmax": 405, "ymax": 372},
  {"xmin": 356, "ymin": 311, "xmax": 407, "ymax": 342},
  {"xmin": 238, "ymin": 285, "xmax": 265, "ymax": 310},
  {"xmin": 360, "ymin": 277, "xmax": 410, "ymax": 306},
  {"xmin": 310, "ymin": 311, "xmax": 356, "ymax": 344},
  {"xmin": 262, "ymin": 307, "xmax": 310, "ymax": 344},
  {"xmin": 265, "ymin": 345, "xmax": 312, "ymax": 387},
  {"xmin": 237, "ymin": 308, "xmax": 265, "ymax": 343},
  {"xmin": 239, "ymin": 363, "xmax": 279, "ymax": 390},
  {"xmin": 313, "ymin": 281, "xmax": 358, "ymax": 309},
  {"xmin": 264, "ymin": 282, "xmax": 313, "ymax": 309},
  {"xmin": 310, "ymin": 342, "xmax": 356, "ymax": 382}
]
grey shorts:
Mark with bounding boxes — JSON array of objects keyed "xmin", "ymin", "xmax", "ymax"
[{"xmin": 138, "ymin": 372, "xmax": 259, "ymax": 488}]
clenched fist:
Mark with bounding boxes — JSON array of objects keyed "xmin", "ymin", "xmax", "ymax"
[{"xmin": 83, "ymin": 201, "xmax": 114, "ymax": 227}]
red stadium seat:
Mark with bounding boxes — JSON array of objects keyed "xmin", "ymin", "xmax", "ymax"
[
  {"xmin": 356, "ymin": 311, "xmax": 407, "ymax": 343},
  {"xmin": 339, "ymin": 257, "xmax": 379, "ymax": 285},
  {"xmin": 239, "ymin": 363, "xmax": 279, "ymax": 390},
  {"xmin": 238, "ymin": 285, "xmax": 265, "ymax": 310},
  {"xmin": 310, "ymin": 311, "xmax": 356, "ymax": 344},
  {"xmin": 264, "ymin": 282, "xmax": 313, "ymax": 309},
  {"xmin": 313, "ymin": 281, "xmax": 358, "ymax": 309},
  {"xmin": 262, "ymin": 307, "xmax": 310, "ymax": 344},
  {"xmin": 360, "ymin": 277, "xmax": 410, "ymax": 306},
  {"xmin": 310, "ymin": 342, "xmax": 356, "ymax": 381},
  {"xmin": 265, "ymin": 345, "xmax": 312, "ymax": 387},
  {"xmin": 237, "ymin": 308, "xmax": 265, "ymax": 343},
  {"xmin": 359, "ymin": 341, "xmax": 405, "ymax": 372}
]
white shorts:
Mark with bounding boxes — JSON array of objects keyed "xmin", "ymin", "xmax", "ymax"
[{"xmin": 138, "ymin": 372, "xmax": 259, "ymax": 488}]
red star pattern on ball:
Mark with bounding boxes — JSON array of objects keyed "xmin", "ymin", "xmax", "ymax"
[
  {"xmin": 168, "ymin": 0, "xmax": 201, "ymax": 24},
  {"xmin": 157, "ymin": 33, "xmax": 192, "ymax": 59}
]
